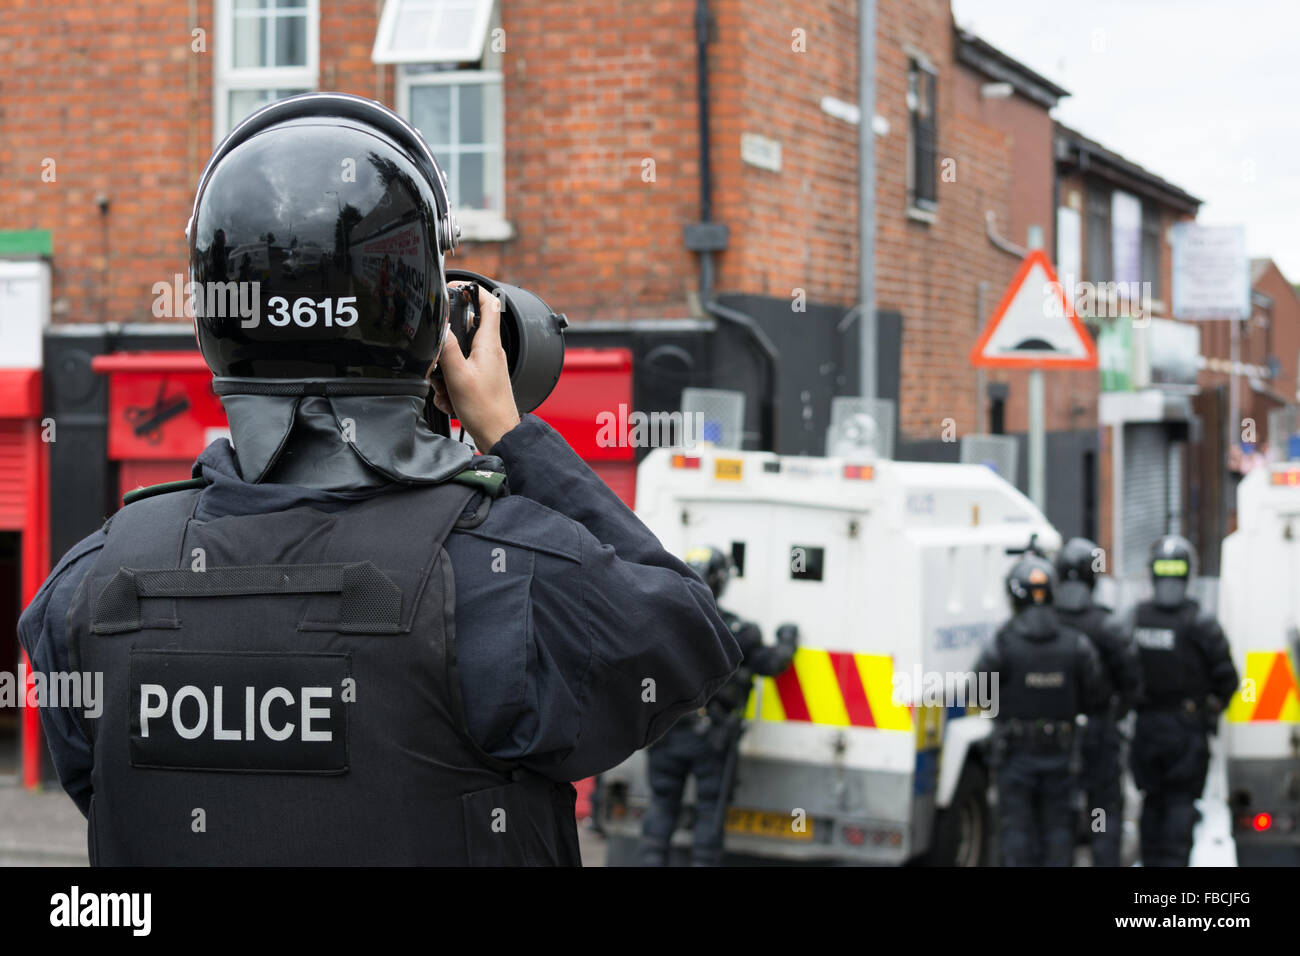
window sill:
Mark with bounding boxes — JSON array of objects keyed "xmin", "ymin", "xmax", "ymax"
[
  {"xmin": 905, "ymin": 205, "xmax": 937, "ymax": 225},
  {"xmin": 456, "ymin": 214, "xmax": 515, "ymax": 243}
]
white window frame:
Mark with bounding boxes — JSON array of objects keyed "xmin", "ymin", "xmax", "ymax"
[
  {"xmin": 213, "ymin": 0, "xmax": 320, "ymax": 144},
  {"xmin": 372, "ymin": 0, "xmax": 495, "ymax": 65},
  {"xmin": 397, "ymin": 68, "xmax": 511, "ymax": 241}
]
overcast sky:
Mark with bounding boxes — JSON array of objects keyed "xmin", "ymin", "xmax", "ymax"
[{"xmin": 951, "ymin": 0, "xmax": 1300, "ymax": 282}]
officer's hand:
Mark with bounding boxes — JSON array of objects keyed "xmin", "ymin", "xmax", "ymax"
[{"xmin": 431, "ymin": 282, "xmax": 521, "ymax": 451}]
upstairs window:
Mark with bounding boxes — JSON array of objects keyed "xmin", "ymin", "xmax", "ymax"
[
  {"xmin": 1085, "ymin": 186, "xmax": 1113, "ymax": 285},
  {"xmin": 378, "ymin": 0, "xmax": 508, "ymax": 240},
  {"xmin": 215, "ymin": 0, "xmax": 319, "ymax": 140},
  {"xmin": 907, "ymin": 58, "xmax": 938, "ymax": 212}
]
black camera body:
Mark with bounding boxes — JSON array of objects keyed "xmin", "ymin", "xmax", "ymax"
[
  {"xmin": 427, "ymin": 270, "xmax": 569, "ymax": 438},
  {"xmin": 448, "ymin": 281, "xmax": 482, "ymax": 358}
]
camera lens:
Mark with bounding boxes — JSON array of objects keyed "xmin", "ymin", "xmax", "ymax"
[{"xmin": 445, "ymin": 269, "xmax": 567, "ymax": 413}]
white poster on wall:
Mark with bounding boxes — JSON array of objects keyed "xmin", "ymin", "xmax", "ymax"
[
  {"xmin": 0, "ymin": 260, "xmax": 50, "ymax": 369},
  {"xmin": 1171, "ymin": 223, "xmax": 1250, "ymax": 319},
  {"xmin": 1112, "ymin": 190, "xmax": 1142, "ymax": 287}
]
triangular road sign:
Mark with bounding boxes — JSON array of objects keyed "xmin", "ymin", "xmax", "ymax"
[{"xmin": 969, "ymin": 250, "xmax": 1098, "ymax": 369}]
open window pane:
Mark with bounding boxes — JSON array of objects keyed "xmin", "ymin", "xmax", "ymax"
[{"xmin": 373, "ymin": 0, "xmax": 494, "ymax": 64}]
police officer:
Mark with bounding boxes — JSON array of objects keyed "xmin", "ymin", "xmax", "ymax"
[
  {"xmin": 1130, "ymin": 535, "xmax": 1239, "ymax": 867},
  {"xmin": 1055, "ymin": 537, "xmax": 1141, "ymax": 867},
  {"xmin": 637, "ymin": 546, "xmax": 798, "ymax": 866},
  {"xmin": 17, "ymin": 93, "xmax": 741, "ymax": 866},
  {"xmin": 974, "ymin": 554, "xmax": 1109, "ymax": 867}
]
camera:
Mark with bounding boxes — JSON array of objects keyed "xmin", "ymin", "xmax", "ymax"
[{"xmin": 427, "ymin": 269, "xmax": 569, "ymax": 436}]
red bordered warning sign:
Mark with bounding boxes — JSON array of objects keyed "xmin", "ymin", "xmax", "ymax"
[{"xmin": 969, "ymin": 249, "xmax": 1098, "ymax": 369}]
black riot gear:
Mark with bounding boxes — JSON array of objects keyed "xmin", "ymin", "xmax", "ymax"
[
  {"xmin": 1055, "ymin": 537, "xmax": 1099, "ymax": 613},
  {"xmin": 638, "ymin": 603, "xmax": 798, "ymax": 867},
  {"xmin": 1006, "ymin": 554, "xmax": 1055, "ymax": 610},
  {"xmin": 189, "ymin": 92, "xmax": 459, "ymax": 388},
  {"xmin": 1149, "ymin": 534, "xmax": 1196, "ymax": 609},
  {"xmin": 1133, "ymin": 600, "xmax": 1237, "ymax": 713},
  {"xmin": 66, "ymin": 479, "xmax": 580, "ymax": 865},
  {"xmin": 974, "ymin": 601, "xmax": 1108, "ymax": 866},
  {"xmin": 686, "ymin": 545, "xmax": 732, "ymax": 601},
  {"xmin": 1130, "ymin": 593, "xmax": 1239, "ymax": 867},
  {"xmin": 1054, "ymin": 537, "xmax": 1141, "ymax": 866},
  {"xmin": 977, "ymin": 606, "xmax": 1108, "ymax": 723}
]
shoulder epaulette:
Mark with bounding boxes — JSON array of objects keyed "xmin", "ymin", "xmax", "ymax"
[
  {"xmin": 122, "ymin": 477, "xmax": 208, "ymax": 506},
  {"xmin": 447, "ymin": 467, "xmax": 507, "ymax": 498}
]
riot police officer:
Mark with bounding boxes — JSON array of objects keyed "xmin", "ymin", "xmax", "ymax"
[
  {"xmin": 1130, "ymin": 535, "xmax": 1239, "ymax": 867},
  {"xmin": 974, "ymin": 554, "xmax": 1109, "ymax": 866},
  {"xmin": 17, "ymin": 93, "xmax": 741, "ymax": 866},
  {"xmin": 1055, "ymin": 537, "xmax": 1141, "ymax": 866},
  {"xmin": 637, "ymin": 546, "xmax": 798, "ymax": 866}
]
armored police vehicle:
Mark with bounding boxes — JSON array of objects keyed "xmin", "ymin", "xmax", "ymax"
[
  {"xmin": 598, "ymin": 441, "xmax": 1060, "ymax": 865},
  {"xmin": 1217, "ymin": 436, "xmax": 1300, "ymax": 856}
]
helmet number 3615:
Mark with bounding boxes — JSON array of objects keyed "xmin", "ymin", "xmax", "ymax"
[{"xmin": 265, "ymin": 295, "xmax": 359, "ymax": 328}]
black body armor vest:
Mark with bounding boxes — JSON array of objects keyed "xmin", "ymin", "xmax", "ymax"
[
  {"xmin": 1133, "ymin": 600, "xmax": 1209, "ymax": 710},
  {"xmin": 67, "ymin": 482, "xmax": 579, "ymax": 866},
  {"xmin": 992, "ymin": 626, "xmax": 1082, "ymax": 722}
]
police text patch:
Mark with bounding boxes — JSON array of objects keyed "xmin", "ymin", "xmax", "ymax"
[
  {"xmin": 127, "ymin": 650, "xmax": 350, "ymax": 774},
  {"xmin": 1135, "ymin": 627, "xmax": 1176, "ymax": 651}
]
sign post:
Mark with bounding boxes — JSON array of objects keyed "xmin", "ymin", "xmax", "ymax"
[{"xmin": 970, "ymin": 250, "xmax": 1098, "ymax": 511}]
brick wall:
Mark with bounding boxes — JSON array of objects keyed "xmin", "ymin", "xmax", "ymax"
[
  {"xmin": 0, "ymin": 0, "xmax": 713, "ymax": 326},
  {"xmin": 873, "ymin": 0, "xmax": 1080, "ymax": 441},
  {"xmin": 2, "ymin": 0, "xmax": 1106, "ymax": 450},
  {"xmin": 1255, "ymin": 261, "xmax": 1300, "ymax": 407}
]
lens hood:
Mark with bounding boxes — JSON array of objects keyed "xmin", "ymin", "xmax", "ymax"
[{"xmin": 445, "ymin": 269, "xmax": 568, "ymax": 413}]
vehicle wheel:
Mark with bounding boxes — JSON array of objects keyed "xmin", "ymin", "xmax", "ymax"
[{"xmin": 928, "ymin": 760, "xmax": 992, "ymax": 867}]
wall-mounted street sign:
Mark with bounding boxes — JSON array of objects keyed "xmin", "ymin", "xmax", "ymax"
[{"xmin": 969, "ymin": 249, "xmax": 1098, "ymax": 369}]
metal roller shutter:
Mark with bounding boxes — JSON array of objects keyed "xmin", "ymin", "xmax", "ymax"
[
  {"xmin": 0, "ymin": 421, "xmax": 31, "ymax": 531},
  {"xmin": 1122, "ymin": 423, "xmax": 1169, "ymax": 576}
]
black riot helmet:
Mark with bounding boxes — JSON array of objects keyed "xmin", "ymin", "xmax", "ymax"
[
  {"xmin": 1006, "ymin": 554, "xmax": 1056, "ymax": 611},
  {"xmin": 1055, "ymin": 537, "xmax": 1099, "ymax": 613},
  {"xmin": 1149, "ymin": 534, "xmax": 1196, "ymax": 609},
  {"xmin": 187, "ymin": 92, "xmax": 459, "ymax": 395},
  {"xmin": 686, "ymin": 546, "xmax": 732, "ymax": 601}
]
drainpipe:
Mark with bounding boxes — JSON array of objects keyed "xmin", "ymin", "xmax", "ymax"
[
  {"xmin": 686, "ymin": 0, "xmax": 780, "ymax": 450},
  {"xmin": 858, "ymin": 0, "xmax": 876, "ymax": 401},
  {"xmin": 695, "ymin": 0, "xmax": 714, "ymax": 303}
]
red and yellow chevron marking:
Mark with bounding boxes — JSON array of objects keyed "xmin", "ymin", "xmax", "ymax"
[
  {"xmin": 744, "ymin": 648, "xmax": 912, "ymax": 731},
  {"xmin": 1227, "ymin": 651, "xmax": 1300, "ymax": 723}
]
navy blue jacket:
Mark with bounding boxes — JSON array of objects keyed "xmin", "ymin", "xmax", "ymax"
[{"xmin": 18, "ymin": 414, "xmax": 741, "ymax": 816}]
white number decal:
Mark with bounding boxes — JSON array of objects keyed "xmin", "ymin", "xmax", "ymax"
[
  {"xmin": 335, "ymin": 296, "xmax": 358, "ymax": 327},
  {"xmin": 267, "ymin": 296, "xmax": 291, "ymax": 326},
  {"xmin": 265, "ymin": 296, "xmax": 360, "ymax": 328},
  {"xmin": 292, "ymin": 297, "xmax": 317, "ymax": 327}
]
